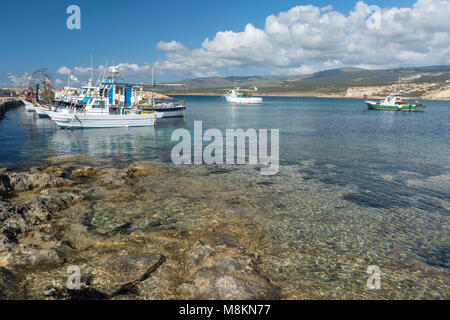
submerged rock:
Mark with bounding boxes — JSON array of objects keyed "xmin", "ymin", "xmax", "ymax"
[
  {"xmin": 111, "ymin": 222, "xmax": 133, "ymax": 235},
  {"xmin": 96, "ymin": 168, "xmax": 129, "ymax": 187},
  {"xmin": 7, "ymin": 172, "xmax": 68, "ymax": 192},
  {"xmin": 180, "ymin": 241, "xmax": 279, "ymax": 300},
  {"xmin": 43, "ymin": 280, "xmax": 108, "ymax": 300},
  {"xmin": 0, "ymin": 188, "xmax": 85, "ymax": 247},
  {"xmin": 126, "ymin": 164, "xmax": 165, "ymax": 178},
  {"xmin": 95, "ymin": 164, "xmax": 166, "ymax": 188},
  {"xmin": 0, "ymin": 200, "xmax": 26, "ymax": 246},
  {"xmin": 7, "ymin": 244, "xmax": 66, "ymax": 268},
  {"xmin": 0, "ymin": 267, "xmax": 16, "ymax": 299},
  {"xmin": 0, "ymin": 174, "xmax": 11, "ymax": 196},
  {"xmin": 40, "ymin": 166, "xmax": 69, "ymax": 178},
  {"xmin": 87, "ymin": 254, "xmax": 166, "ymax": 297},
  {"xmin": 71, "ymin": 167, "xmax": 100, "ymax": 178},
  {"xmin": 17, "ymin": 188, "xmax": 85, "ymax": 222}
]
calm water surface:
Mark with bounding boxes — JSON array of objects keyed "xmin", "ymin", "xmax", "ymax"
[{"xmin": 1, "ymin": 96, "xmax": 449, "ymax": 298}]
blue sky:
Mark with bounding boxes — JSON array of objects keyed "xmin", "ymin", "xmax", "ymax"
[{"xmin": 1, "ymin": 0, "xmax": 447, "ymax": 87}]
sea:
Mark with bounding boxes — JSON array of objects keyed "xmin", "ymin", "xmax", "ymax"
[{"xmin": 0, "ymin": 96, "xmax": 449, "ymax": 299}]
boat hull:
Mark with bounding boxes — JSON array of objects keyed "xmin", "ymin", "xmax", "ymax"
[
  {"xmin": 366, "ymin": 102, "xmax": 424, "ymax": 112},
  {"xmin": 34, "ymin": 104, "xmax": 50, "ymax": 118},
  {"xmin": 48, "ymin": 111, "xmax": 156, "ymax": 128},
  {"xmin": 21, "ymin": 99, "xmax": 36, "ymax": 112},
  {"xmin": 140, "ymin": 106, "xmax": 185, "ymax": 118}
]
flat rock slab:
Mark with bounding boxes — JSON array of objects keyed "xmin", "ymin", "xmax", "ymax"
[
  {"xmin": 87, "ymin": 254, "xmax": 166, "ymax": 297},
  {"xmin": 180, "ymin": 241, "xmax": 279, "ymax": 300}
]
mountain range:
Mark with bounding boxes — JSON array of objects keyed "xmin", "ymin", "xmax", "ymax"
[{"xmin": 168, "ymin": 66, "xmax": 450, "ymax": 99}]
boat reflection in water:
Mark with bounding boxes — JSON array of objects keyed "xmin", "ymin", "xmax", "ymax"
[{"xmin": 49, "ymin": 117, "xmax": 185, "ymax": 163}]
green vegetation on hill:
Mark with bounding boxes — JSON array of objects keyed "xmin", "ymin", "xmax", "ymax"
[{"xmin": 168, "ymin": 66, "xmax": 450, "ymax": 98}]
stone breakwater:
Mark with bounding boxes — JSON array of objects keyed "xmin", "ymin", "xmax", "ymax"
[
  {"xmin": 0, "ymin": 158, "xmax": 280, "ymax": 300},
  {"xmin": 0, "ymin": 99, "xmax": 23, "ymax": 120}
]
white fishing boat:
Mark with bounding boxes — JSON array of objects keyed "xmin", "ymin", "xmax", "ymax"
[
  {"xmin": 224, "ymin": 87, "xmax": 262, "ymax": 104},
  {"xmin": 34, "ymin": 103, "xmax": 51, "ymax": 118},
  {"xmin": 21, "ymin": 99, "xmax": 36, "ymax": 112},
  {"xmin": 47, "ymin": 96, "xmax": 156, "ymax": 128},
  {"xmin": 49, "ymin": 112, "xmax": 156, "ymax": 128},
  {"xmin": 47, "ymin": 67, "xmax": 156, "ymax": 128}
]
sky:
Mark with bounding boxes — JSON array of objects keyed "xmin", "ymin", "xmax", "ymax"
[{"xmin": 1, "ymin": 0, "xmax": 449, "ymax": 87}]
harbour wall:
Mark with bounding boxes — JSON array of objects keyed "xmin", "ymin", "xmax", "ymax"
[{"xmin": 0, "ymin": 98, "xmax": 23, "ymax": 119}]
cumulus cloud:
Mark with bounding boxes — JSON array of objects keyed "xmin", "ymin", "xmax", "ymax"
[
  {"xmin": 7, "ymin": 72, "xmax": 31, "ymax": 86},
  {"xmin": 153, "ymin": 0, "xmax": 450, "ymax": 76},
  {"xmin": 115, "ymin": 63, "xmax": 152, "ymax": 74},
  {"xmin": 57, "ymin": 0, "xmax": 450, "ymax": 79},
  {"xmin": 57, "ymin": 66, "xmax": 71, "ymax": 75},
  {"xmin": 73, "ymin": 66, "xmax": 93, "ymax": 75},
  {"xmin": 156, "ymin": 40, "xmax": 187, "ymax": 52}
]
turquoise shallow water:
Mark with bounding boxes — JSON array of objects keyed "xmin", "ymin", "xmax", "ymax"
[
  {"xmin": 2, "ymin": 96, "xmax": 449, "ymax": 169},
  {"xmin": 1, "ymin": 96, "xmax": 449, "ymax": 298}
]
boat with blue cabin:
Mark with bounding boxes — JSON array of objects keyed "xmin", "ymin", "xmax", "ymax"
[{"xmin": 46, "ymin": 67, "xmax": 157, "ymax": 128}]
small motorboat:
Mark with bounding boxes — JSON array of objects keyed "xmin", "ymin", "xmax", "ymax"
[
  {"xmin": 366, "ymin": 94, "xmax": 425, "ymax": 112},
  {"xmin": 224, "ymin": 87, "xmax": 263, "ymax": 104}
]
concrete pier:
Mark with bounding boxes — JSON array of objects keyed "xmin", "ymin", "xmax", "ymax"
[{"xmin": 0, "ymin": 97, "xmax": 23, "ymax": 119}]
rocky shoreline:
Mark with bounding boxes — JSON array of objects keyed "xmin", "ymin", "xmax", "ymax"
[{"xmin": 0, "ymin": 159, "xmax": 280, "ymax": 300}]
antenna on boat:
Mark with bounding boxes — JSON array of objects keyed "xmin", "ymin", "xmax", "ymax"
[
  {"xmin": 90, "ymin": 53, "xmax": 93, "ymax": 83},
  {"xmin": 103, "ymin": 60, "xmax": 108, "ymax": 83},
  {"xmin": 151, "ymin": 63, "xmax": 155, "ymax": 106}
]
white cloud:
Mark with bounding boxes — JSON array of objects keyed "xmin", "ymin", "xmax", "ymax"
[
  {"xmin": 7, "ymin": 72, "xmax": 31, "ymax": 87},
  {"xmin": 57, "ymin": 66, "xmax": 71, "ymax": 75},
  {"xmin": 115, "ymin": 63, "xmax": 152, "ymax": 74},
  {"xmin": 156, "ymin": 40, "xmax": 187, "ymax": 52},
  {"xmin": 73, "ymin": 66, "xmax": 93, "ymax": 75},
  {"xmin": 57, "ymin": 0, "xmax": 450, "ymax": 79},
  {"xmin": 152, "ymin": 0, "xmax": 450, "ymax": 76}
]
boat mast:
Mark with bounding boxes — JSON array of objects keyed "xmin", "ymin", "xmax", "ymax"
[
  {"xmin": 90, "ymin": 53, "xmax": 93, "ymax": 83},
  {"xmin": 151, "ymin": 63, "xmax": 154, "ymax": 107}
]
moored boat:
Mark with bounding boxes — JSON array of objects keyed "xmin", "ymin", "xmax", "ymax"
[
  {"xmin": 366, "ymin": 94, "xmax": 425, "ymax": 112},
  {"xmin": 21, "ymin": 99, "xmax": 36, "ymax": 112},
  {"xmin": 47, "ymin": 67, "xmax": 157, "ymax": 128},
  {"xmin": 139, "ymin": 101, "xmax": 185, "ymax": 118},
  {"xmin": 224, "ymin": 87, "xmax": 263, "ymax": 104},
  {"xmin": 34, "ymin": 103, "xmax": 51, "ymax": 118}
]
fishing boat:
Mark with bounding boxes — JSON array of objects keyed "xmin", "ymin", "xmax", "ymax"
[
  {"xmin": 21, "ymin": 99, "xmax": 36, "ymax": 112},
  {"xmin": 224, "ymin": 87, "xmax": 263, "ymax": 104},
  {"xmin": 47, "ymin": 67, "xmax": 156, "ymax": 128},
  {"xmin": 366, "ymin": 94, "xmax": 425, "ymax": 112},
  {"xmin": 139, "ymin": 100, "xmax": 185, "ymax": 118},
  {"xmin": 135, "ymin": 72, "xmax": 186, "ymax": 118},
  {"xmin": 21, "ymin": 90, "xmax": 36, "ymax": 112},
  {"xmin": 47, "ymin": 96, "xmax": 156, "ymax": 128},
  {"xmin": 34, "ymin": 103, "xmax": 51, "ymax": 118}
]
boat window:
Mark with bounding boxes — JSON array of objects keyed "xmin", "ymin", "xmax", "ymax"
[{"xmin": 93, "ymin": 100, "xmax": 105, "ymax": 108}]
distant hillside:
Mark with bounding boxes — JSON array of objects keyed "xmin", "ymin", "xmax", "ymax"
[{"xmin": 168, "ymin": 66, "xmax": 450, "ymax": 100}]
